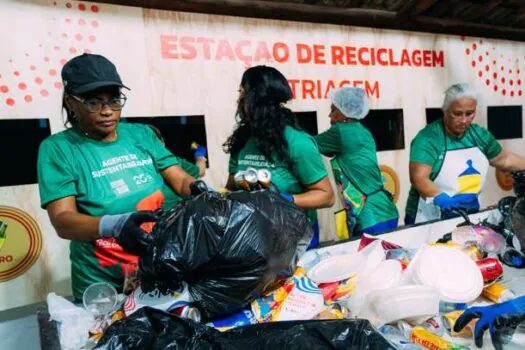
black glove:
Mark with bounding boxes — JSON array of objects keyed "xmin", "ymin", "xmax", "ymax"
[
  {"xmin": 190, "ymin": 180, "xmax": 210, "ymax": 196},
  {"xmin": 100, "ymin": 211, "xmax": 159, "ymax": 256}
]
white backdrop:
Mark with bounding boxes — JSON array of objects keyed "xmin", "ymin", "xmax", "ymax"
[{"xmin": 0, "ymin": 0, "xmax": 524, "ymax": 310}]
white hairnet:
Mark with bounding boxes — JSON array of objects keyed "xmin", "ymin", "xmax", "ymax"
[
  {"xmin": 330, "ymin": 87, "xmax": 369, "ymax": 120},
  {"xmin": 442, "ymin": 83, "xmax": 478, "ymax": 112}
]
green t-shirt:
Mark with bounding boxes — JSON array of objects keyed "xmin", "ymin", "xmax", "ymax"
[
  {"xmin": 405, "ymin": 120, "xmax": 503, "ymax": 218},
  {"xmin": 315, "ymin": 123, "xmax": 399, "ymax": 230},
  {"xmin": 228, "ymin": 125, "xmax": 328, "ymax": 222},
  {"xmin": 179, "ymin": 158, "xmax": 200, "ymax": 178},
  {"xmin": 37, "ymin": 123, "xmax": 183, "ymax": 299}
]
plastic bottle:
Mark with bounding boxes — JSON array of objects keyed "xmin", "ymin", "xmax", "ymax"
[
  {"xmin": 379, "ymin": 325, "xmax": 423, "ymax": 349},
  {"xmin": 439, "ymin": 301, "xmax": 468, "ymax": 313},
  {"xmin": 482, "ymin": 282, "xmax": 516, "ymax": 303}
]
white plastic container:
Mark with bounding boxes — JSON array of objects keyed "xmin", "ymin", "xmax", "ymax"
[
  {"xmin": 349, "ymin": 260, "xmax": 402, "ymax": 317},
  {"xmin": 366, "ymin": 285, "xmax": 440, "ymax": 325},
  {"xmin": 307, "ymin": 254, "xmax": 365, "ymax": 284},
  {"xmin": 401, "ymin": 245, "xmax": 483, "ymax": 303},
  {"xmin": 358, "ymin": 240, "xmax": 386, "ymax": 276}
]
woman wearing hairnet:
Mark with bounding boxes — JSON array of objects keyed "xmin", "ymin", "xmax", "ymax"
[
  {"xmin": 315, "ymin": 87, "xmax": 399, "ymax": 237},
  {"xmin": 405, "ymin": 83, "xmax": 525, "ymax": 224}
]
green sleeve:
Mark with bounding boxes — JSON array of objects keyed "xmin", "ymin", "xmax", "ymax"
[
  {"xmin": 142, "ymin": 125, "xmax": 180, "ymax": 170},
  {"xmin": 229, "ymin": 154, "xmax": 239, "ymax": 175},
  {"xmin": 314, "ymin": 124, "xmax": 342, "ymax": 156},
  {"xmin": 178, "ymin": 158, "xmax": 200, "ymax": 178},
  {"xmin": 37, "ymin": 138, "xmax": 78, "ymax": 208},
  {"xmin": 409, "ymin": 131, "xmax": 439, "ymax": 166},
  {"xmin": 473, "ymin": 125, "xmax": 503, "ymax": 160},
  {"xmin": 289, "ymin": 132, "xmax": 328, "ymax": 186}
]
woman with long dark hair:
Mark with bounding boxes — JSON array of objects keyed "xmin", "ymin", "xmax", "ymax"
[{"xmin": 224, "ymin": 65, "xmax": 334, "ymax": 248}]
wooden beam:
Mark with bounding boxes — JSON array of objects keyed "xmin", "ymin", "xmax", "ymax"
[
  {"xmin": 89, "ymin": 0, "xmax": 525, "ymax": 42},
  {"xmin": 460, "ymin": 0, "xmax": 505, "ymax": 22},
  {"xmin": 398, "ymin": 0, "xmax": 440, "ymax": 18}
]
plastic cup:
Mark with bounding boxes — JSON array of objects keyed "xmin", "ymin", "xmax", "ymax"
[{"xmin": 83, "ymin": 282, "xmax": 118, "ymax": 316}]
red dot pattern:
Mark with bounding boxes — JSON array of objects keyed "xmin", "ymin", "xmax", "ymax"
[
  {"xmin": 0, "ymin": 1, "xmax": 102, "ymax": 105},
  {"xmin": 464, "ymin": 38, "xmax": 524, "ymax": 98}
]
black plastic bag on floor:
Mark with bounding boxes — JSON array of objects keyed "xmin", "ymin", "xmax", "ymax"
[
  {"xmin": 138, "ymin": 190, "xmax": 312, "ymax": 320},
  {"xmin": 95, "ymin": 307, "xmax": 395, "ymax": 350}
]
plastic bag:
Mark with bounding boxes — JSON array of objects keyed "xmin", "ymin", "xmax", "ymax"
[
  {"xmin": 139, "ymin": 190, "xmax": 312, "ymax": 320},
  {"xmin": 95, "ymin": 307, "xmax": 395, "ymax": 349},
  {"xmin": 47, "ymin": 293, "xmax": 95, "ymax": 350},
  {"xmin": 511, "ymin": 197, "xmax": 525, "ymax": 254}
]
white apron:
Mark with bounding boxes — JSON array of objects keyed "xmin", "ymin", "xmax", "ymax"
[{"xmin": 415, "ymin": 127, "xmax": 490, "ymax": 223}]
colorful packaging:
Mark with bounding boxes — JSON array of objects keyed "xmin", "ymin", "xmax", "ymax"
[
  {"xmin": 410, "ymin": 326, "xmax": 467, "ymax": 349},
  {"xmin": 318, "ymin": 275, "xmax": 358, "ymax": 303},
  {"xmin": 475, "ymin": 258, "xmax": 504, "ymax": 284},
  {"xmin": 208, "ymin": 309, "xmax": 257, "ymax": 332},
  {"xmin": 442, "ymin": 310, "xmax": 477, "ymax": 338},
  {"xmin": 422, "ymin": 317, "xmax": 445, "ymax": 337},
  {"xmin": 358, "ymin": 234, "xmax": 402, "ymax": 252},
  {"xmin": 88, "ymin": 309, "xmax": 126, "ymax": 342},
  {"xmin": 385, "ymin": 248, "xmax": 418, "ymax": 270},
  {"xmin": 482, "ymin": 282, "xmax": 515, "ymax": 303},
  {"xmin": 123, "ymin": 285, "xmax": 191, "ymax": 316},
  {"xmin": 171, "ymin": 305, "xmax": 202, "ymax": 322},
  {"xmin": 462, "ymin": 244, "xmax": 483, "ymax": 261},
  {"xmin": 314, "ymin": 303, "xmax": 349, "ymax": 320},
  {"xmin": 251, "ymin": 267, "xmax": 325, "ymax": 322}
]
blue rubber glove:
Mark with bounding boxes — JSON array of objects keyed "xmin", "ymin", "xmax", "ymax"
[
  {"xmin": 194, "ymin": 146, "xmax": 207, "ymax": 159},
  {"xmin": 99, "ymin": 211, "xmax": 159, "ymax": 256},
  {"xmin": 433, "ymin": 192, "xmax": 455, "ymax": 210},
  {"xmin": 452, "ymin": 193, "xmax": 480, "ymax": 211},
  {"xmin": 280, "ymin": 193, "xmax": 294, "ymax": 203},
  {"xmin": 454, "ymin": 296, "xmax": 525, "ymax": 349}
]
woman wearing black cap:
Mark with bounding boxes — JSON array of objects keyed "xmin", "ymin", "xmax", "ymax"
[{"xmin": 37, "ymin": 54, "xmax": 197, "ymax": 301}]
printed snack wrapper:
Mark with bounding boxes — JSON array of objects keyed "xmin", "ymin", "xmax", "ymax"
[
  {"xmin": 318, "ymin": 275, "xmax": 359, "ymax": 303},
  {"xmin": 123, "ymin": 284, "xmax": 192, "ymax": 316},
  {"xmin": 251, "ymin": 267, "xmax": 325, "ymax": 322}
]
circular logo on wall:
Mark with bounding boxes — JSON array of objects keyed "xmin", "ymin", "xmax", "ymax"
[
  {"xmin": 495, "ymin": 168, "xmax": 513, "ymax": 192},
  {"xmin": 380, "ymin": 165, "xmax": 400, "ymax": 204},
  {"xmin": 0, "ymin": 206, "xmax": 42, "ymax": 282}
]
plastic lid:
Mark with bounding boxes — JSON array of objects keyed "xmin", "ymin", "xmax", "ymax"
[
  {"xmin": 307, "ymin": 254, "xmax": 365, "ymax": 284},
  {"xmin": 413, "ymin": 246, "xmax": 483, "ymax": 303},
  {"xmin": 359, "ymin": 240, "xmax": 386, "ymax": 276},
  {"xmin": 83, "ymin": 282, "xmax": 118, "ymax": 315},
  {"xmin": 361, "ymin": 260, "xmax": 402, "ymax": 291}
]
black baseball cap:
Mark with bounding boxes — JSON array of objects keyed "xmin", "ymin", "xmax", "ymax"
[{"xmin": 61, "ymin": 53, "xmax": 129, "ymax": 95}]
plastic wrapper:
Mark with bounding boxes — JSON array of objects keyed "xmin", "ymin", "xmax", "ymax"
[
  {"xmin": 95, "ymin": 307, "xmax": 395, "ymax": 349},
  {"xmin": 511, "ymin": 197, "xmax": 525, "ymax": 254},
  {"xmin": 123, "ymin": 285, "xmax": 192, "ymax": 316},
  {"xmin": 47, "ymin": 293, "xmax": 95, "ymax": 350},
  {"xmin": 138, "ymin": 190, "xmax": 312, "ymax": 320}
]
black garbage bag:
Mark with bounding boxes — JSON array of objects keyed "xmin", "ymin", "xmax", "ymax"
[
  {"xmin": 511, "ymin": 197, "xmax": 525, "ymax": 253},
  {"xmin": 95, "ymin": 307, "xmax": 395, "ymax": 350},
  {"xmin": 513, "ymin": 171, "xmax": 525, "ymax": 198},
  {"xmin": 139, "ymin": 190, "xmax": 312, "ymax": 320}
]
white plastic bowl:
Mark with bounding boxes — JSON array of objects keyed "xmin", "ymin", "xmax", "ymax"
[{"xmin": 368, "ymin": 285, "xmax": 440, "ymax": 325}]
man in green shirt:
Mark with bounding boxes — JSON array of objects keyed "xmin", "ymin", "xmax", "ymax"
[
  {"xmin": 406, "ymin": 83, "xmax": 525, "ymax": 224},
  {"xmin": 224, "ymin": 65, "xmax": 334, "ymax": 249},
  {"xmin": 315, "ymin": 87, "xmax": 399, "ymax": 238},
  {"xmin": 37, "ymin": 54, "xmax": 197, "ymax": 300}
]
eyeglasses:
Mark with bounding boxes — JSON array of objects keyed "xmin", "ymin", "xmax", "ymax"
[{"xmin": 70, "ymin": 94, "xmax": 127, "ymax": 113}]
